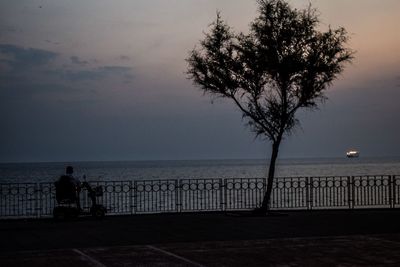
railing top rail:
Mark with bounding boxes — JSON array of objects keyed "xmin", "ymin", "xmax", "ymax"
[
  {"xmin": 1, "ymin": 174, "xmax": 399, "ymax": 186},
  {"xmin": 308, "ymin": 175, "xmax": 349, "ymax": 179},
  {"xmin": 0, "ymin": 183, "xmax": 38, "ymax": 186},
  {"xmin": 352, "ymin": 174, "xmax": 391, "ymax": 178}
]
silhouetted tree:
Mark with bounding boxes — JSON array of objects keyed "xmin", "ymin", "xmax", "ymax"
[{"xmin": 187, "ymin": 0, "xmax": 353, "ymax": 213}]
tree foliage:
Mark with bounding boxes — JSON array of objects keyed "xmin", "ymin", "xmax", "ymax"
[{"xmin": 187, "ymin": 0, "xmax": 353, "ymax": 211}]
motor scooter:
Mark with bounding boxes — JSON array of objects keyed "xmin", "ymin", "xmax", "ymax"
[{"xmin": 53, "ymin": 177, "xmax": 106, "ymax": 219}]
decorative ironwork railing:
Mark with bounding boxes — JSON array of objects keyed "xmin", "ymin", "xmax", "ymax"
[{"xmin": 1, "ymin": 175, "xmax": 399, "ymax": 219}]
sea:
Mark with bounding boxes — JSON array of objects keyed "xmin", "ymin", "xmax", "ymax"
[{"xmin": 1, "ymin": 157, "xmax": 400, "ymax": 184}]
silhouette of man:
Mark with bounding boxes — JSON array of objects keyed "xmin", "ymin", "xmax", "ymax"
[{"xmin": 57, "ymin": 166, "xmax": 82, "ymax": 210}]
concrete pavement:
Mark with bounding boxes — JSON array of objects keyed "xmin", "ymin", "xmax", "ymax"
[{"xmin": 2, "ymin": 209, "xmax": 400, "ymax": 266}]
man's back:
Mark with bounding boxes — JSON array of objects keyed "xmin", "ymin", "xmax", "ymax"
[{"xmin": 55, "ymin": 175, "xmax": 78, "ymax": 203}]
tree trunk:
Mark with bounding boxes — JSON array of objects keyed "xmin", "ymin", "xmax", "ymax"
[{"xmin": 259, "ymin": 140, "xmax": 281, "ymax": 213}]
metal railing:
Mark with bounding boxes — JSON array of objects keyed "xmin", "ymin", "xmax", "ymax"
[{"xmin": 1, "ymin": 175, "xmax": 399, "ymax": 219}]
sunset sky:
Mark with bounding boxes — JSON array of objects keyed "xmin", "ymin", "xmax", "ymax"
[{"xmin": 0, "ymin": 0, "xmax": 399, "ymax": 162}]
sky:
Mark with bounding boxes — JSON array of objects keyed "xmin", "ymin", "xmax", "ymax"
[{"xmin": 0, "ymin": 0, "xmax": 399, "ymax": 162}]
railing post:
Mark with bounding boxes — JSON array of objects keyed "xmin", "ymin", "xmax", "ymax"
[
  {"xmin": 390, "ymin": 175, "xmax": 395, "ymax": 209},
  {"xmin": 264, "ymin": 177, "xmax": 268, "ymax": 209},
  {"xmin": 34, "ymin": 183, "xmax": 40, "ymax": 218},
  {"xmin": 129, "ymin": 180, "xmax": 133, "ymax": 214},
  {"xmin": 179, "ymin": 179, "xmax": 184, "ymax": 212},
  {"xmin": 390, "ymin": 175, "xmax": 393, "ymax": 208},
  {"xmin": 394, "ymin": 175, "xmax": 397, "ymax": 209},
  {"xmin": 133, "ymin": 180, "xmax": 137, "ymax": 214},
  {"xmin": 306, "ymin": 177, "xmax": 312, "ymax": 210},
  {"xmin": 221, "ymin": 179, "xmax": 226, "ymax": 211},
  {"xmin": 175, "ymin": 179, "xmax": 180, "ymax": 213},
  {"xmin": 348, "ymin": 176, "xmax": 354, "ymax": 209},
  {"xmin": 393, "ymin": 175, "xmax": 397, "ymax": 208},
  {"xmin": 33, "ymin": 183, "xmax": 37, "ymax": 218}
]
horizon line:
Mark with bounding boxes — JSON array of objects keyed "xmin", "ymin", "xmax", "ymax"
[{"xmin": 1, "ymin": 155, "xmax": 400, "ymax": 165}]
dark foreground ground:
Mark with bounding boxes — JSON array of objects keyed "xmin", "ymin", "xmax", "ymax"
[{"xmin": 2, "ymin": 209, "xmax": 400, "ymax": 266}]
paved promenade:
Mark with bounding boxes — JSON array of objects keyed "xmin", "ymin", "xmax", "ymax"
[{"xmin": 1, "ymin": 209, "xmax": 400, "ymax": 266}]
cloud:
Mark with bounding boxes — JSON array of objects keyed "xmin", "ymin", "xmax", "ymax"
[
  {"xmin": 70, "ymin": 56, "xmax": 88, "ymax": 66},
  {"xmin": 45, "ymin": 40, "xmax": 60, "ymax": 45},
  {"xmin": 0, "ymin": 44, "xmax": 134, "ymax": 86},
  {"xmin": 64, "ymin": 66, "xmax": 133, "ymax": 82},
  {"xmin": 98, "ymin": 66, "xmax": 131, "ymax": 72},
  {"xmin": 0, "ymin": 44, "xmax": 57, "ymax": 70},
  {"xmin": 100, "ymin": 66, "xmax": 134, "ymax": 83},
  {"xmin": 123, "ymin": 73, "xmax": 135, "ymax": 83},
  {"xmin": 63, "ymin": 69, "xmax": 103, "ymax": 82},
  {"xmin": 119, "ymin": 55, "xmax": 130, "ymax": 61}
]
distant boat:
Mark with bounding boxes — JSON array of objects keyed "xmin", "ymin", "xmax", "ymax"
[{"xmin": 346, "ymin": 150, "xmax": 359, "ymax": 158}]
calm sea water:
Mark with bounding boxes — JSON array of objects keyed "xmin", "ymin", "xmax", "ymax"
[{"xmin": 1, "ymin": 157, "xmax": 400, "ymax": 183}]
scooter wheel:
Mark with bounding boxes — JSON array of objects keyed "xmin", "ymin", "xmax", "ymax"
[
  {"xmin": 92, "ymin": 208, "xmax": 105, "ymax": 218},
  {"xmin": 53, "ymin": 208, "xmax": 65, "ymax": 220}
]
